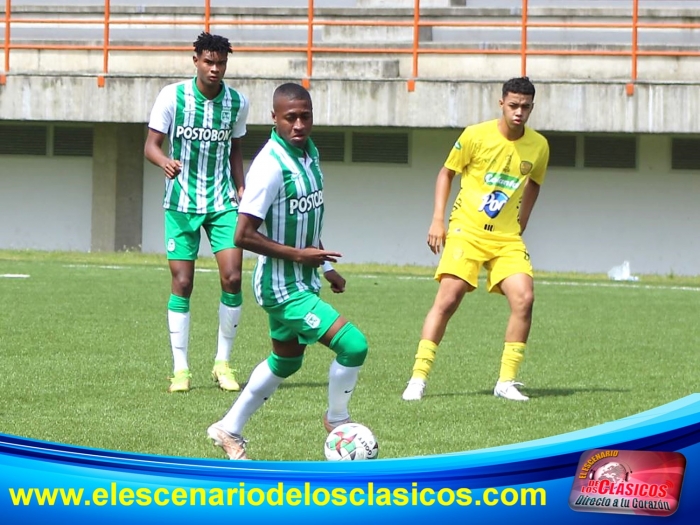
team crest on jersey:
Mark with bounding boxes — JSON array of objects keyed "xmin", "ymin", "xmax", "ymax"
[
  {"xmin": 221, "ymin": 110, "xmax": 232, "ymax": 125},
  {"xmin": 520, "ymin": 161, "xmax": 533, "ymax": 175},
  {"xmin": 304, "ymin": 312, "xmax": 321, "ymax": 329}
]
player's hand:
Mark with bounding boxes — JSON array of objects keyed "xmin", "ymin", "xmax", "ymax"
[
  {"xmin": 237, "ymin": 186, "xmax": 245, "ymax": 202},
  {"xmin": 323, "ymin": 269, "xmax": 346, "ymax": 294},
  {"xmin": 162, "ymin": 160, "xmax": 182, "ymax": 179},
  {"xmin": 298, "ymin": 247, "xmax": 342, "ymax": 268},
  {"xmin": 427, "ymin": 219, "xmax": 446, "ymax": 254}
]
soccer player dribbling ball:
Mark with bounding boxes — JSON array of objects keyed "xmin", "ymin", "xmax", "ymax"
[
  {"xmin": 144, "ymin": 32, "xmax": 249, "ymax": 393},
  {"xmin": 207, "ymin": 83, "xmax": 369, "ymax": 460},
  {"xmin": 402, "ymin": 76, "xmax": 550, "ymax": 403}
]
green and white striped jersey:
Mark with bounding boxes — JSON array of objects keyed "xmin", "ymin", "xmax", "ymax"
[
  {"xmin": 239, "ymin": 130, "xmax": 325, "ymax": 307},
  {"xmin": 148, "ymin": 78, "xmax": 249, "ymax": 214}
]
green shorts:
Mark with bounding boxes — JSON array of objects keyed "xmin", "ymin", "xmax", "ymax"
[
  {"xmin": 164, "ymin": 208, "xmax": 238, "ymax": 260},
  {"xmin": 264, "ymin": 291, "xmax": 341, "ymax": 345}
]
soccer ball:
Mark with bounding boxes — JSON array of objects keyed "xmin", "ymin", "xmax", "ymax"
[{"xmin": 324, "ymin": 423, "xmax": 379, "ymax": 461}]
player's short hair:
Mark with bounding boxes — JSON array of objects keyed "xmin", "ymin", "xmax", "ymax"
[
  {"xmin": 193, "ymin": 32, "xmax": 232, "ymax": 56},
  {"xmin": 273, "ymin": 83, "xmax": 312, "ymax": 105},
  {"xmin": 502, "ymin": 76, "xmax": 536, "ymax": 99}
]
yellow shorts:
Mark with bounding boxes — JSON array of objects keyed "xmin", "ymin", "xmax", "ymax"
[{"xmin": 435, "ymin": 234, "xmax": 533, "ymax": 294}]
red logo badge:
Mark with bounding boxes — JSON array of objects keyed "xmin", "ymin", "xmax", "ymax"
[{"xmin": 569, "ymin": 449, "xmax": 686, "ymax": 517}]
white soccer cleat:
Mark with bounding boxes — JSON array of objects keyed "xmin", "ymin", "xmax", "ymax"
[
  {"xmin": 207, "ymin": 423, "xmax": 248, "ymax": 460},
  {"xmin": 493, "ymin": 380, "xmax": 529, "ymax": 401},
  {"xmin": 402, "ymin": 379, "xmax": 426, "ymax": 401}
]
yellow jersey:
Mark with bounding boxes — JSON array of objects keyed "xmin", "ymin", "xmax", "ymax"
[{"xmin": 444, "ymin": 119, "xmax": 549, "ymax": 242}]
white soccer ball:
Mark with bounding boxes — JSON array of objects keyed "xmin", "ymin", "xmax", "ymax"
[{"xmin": 324, "ymin": 423, "xmax": 379, "ymax": 461}]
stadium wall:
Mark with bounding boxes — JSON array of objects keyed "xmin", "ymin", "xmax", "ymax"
[{"xmin": 2, "ymin": 125, "xmax": 699, "ymax": 276}]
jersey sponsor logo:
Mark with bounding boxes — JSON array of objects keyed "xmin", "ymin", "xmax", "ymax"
[
  {"xmin": 484, "ymin": 172, "xmax": 522, "ymax": 190},
  {"xmin": 167, "ymin": 239, "xmax": 176, "ymax": 252},
  {"xmin": 289, "ymin": 190, "xmax": 324, "ymax": 215},
  {"xmin": 175, "ymin": 125, "xmax": 232, "ymax": 142},
  {"xmin": 478, "ymin": 190, "xmax": 509, "ymax": 218},
  {"xmin": 453, "ymin": 141, "xmax": 462, "ymax": 150}
]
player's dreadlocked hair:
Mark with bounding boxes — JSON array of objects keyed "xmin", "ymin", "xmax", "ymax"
[
  {"xmin": 502, "ymin": 76, "xmax": 536, "ymax": 99},
  {"xmin": 193, "ymin": 32, "xmax": 232, "ymax": 56}
]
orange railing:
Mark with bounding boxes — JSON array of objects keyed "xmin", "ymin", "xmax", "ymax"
[{"xmin": 1, "ymin": 0, "xmax": 700, "ymax": 93}]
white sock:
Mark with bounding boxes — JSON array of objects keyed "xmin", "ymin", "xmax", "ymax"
[
  {"xmin": 215, "ymin": 303, "xmax": 242, "ymax": 363},
  {"xmin": 168, "ymin": 310, "xmax": 190, "ymax": 373},
  {"xmin": 327, "ymin": 360, "xmax": 361, "ymax": 422},
  {"xmin": 219, "ymin": 359, "xmax": 283, "ymax": 435}
]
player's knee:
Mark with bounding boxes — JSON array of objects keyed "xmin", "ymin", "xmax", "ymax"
[
  {"xmin": 434, "ymin": 295, "xmax": 461, "ymax": 318},
  {"xmin": 220, "ymin": 270, "xmax": 242, "ymax": 293},
  {"xmin": 172, "ymin": 274, "xmax": 193, "ymax": 296},
  {"xmin": 512, "ymin": 289, "xmax": 534, "ymax": 316},
  {"xmin": 329, "ymin": 323, "xmax": 368, "ymax": 367},
  {"xmin": 267, "ymin": 353, "xmax": 304, "ymax": 378}
]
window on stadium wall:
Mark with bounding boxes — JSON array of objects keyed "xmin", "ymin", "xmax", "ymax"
[
  {"xmin": 542, "ymin": 133, "xmax": 576, "ymax": 168},
  {"xmin": 671, "ymin": 137, "xmax": 700, "ymax": 170},
  {"xmin": 0, "ymin": 123, "xmax": 93, "ymax": 157},
  {"xmin": 542, "ymin": 133, "xmax": 643, "ymax": 170},
  {"xmin": 583, "ymin": 136, "xmax": 637, "ymax": 169}
]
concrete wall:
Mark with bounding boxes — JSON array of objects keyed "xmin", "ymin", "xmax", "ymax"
[
  {"xmin": 2, "ymin": 128, "xmax": 699, "ymax": 275},
  {"xmin": 0, "ymin": 157, "xmax": 92, "ymax": 251},
  {"xmin": 3, "ymin": 76, "xmax": 700, "ymax": 134}
]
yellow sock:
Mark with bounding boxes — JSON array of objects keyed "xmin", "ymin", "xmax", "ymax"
[
  {"xmin": 411, "ymin": 339, "xmax": 438, "ymax": 381},
  {"xmin": 498, "ymin": 342, "xmax": 526, "ymax": 382}
]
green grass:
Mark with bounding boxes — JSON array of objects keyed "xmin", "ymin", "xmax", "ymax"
[{"xmin": 1, "ymin": 249, "xmax": 698, "ymax": 462}]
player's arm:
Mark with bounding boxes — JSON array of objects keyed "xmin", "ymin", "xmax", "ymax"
[
  {"xmin": 230, "ymin": 138, "xmax": 245, "ymax": 200},
  {"xmin": 230, "ymin": 94, "xmax": 250, "ymax": 201},
  {"xmin": 235, "ymin": 214, "xmax": 341, "ymax": 268},
  {"xmin": 427, "ymin": 166, "xmax": 457, "ymax": 254},
  {"xmin": 144, "ymin": 86, "xmax": 180, "ymax": 179},
  {"xmin": 144, "ymin": 129, "xmax": 181, "ymax": 179},
  {"xmin": 519, "ymin": 179, "xmax": 541, "ymax": 235},
  {"xmin": 319, "ymin": 240, "xmax": 346, "ymax": 293}
]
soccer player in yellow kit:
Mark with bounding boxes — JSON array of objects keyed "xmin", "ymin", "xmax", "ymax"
[{"xmin": 402, "ymin": 77, "xmax": 550, "ymax": 402}]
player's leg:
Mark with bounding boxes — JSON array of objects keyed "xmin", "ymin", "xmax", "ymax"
[
  {"xmin": 489, "ymin": 242, "xmax": 534, "ymax": 401},
  {"xmin": 402, "ymin": 235, "xmax": 480, "ymax": 401},
  {"xmin": 206, "ymin": 211, "xmax": 243, "ymax": 391},
  {"xmin": 165, "ymin": 210, "xmax": 202, "ymax": 393},
  {"xmin": 208, "ymin": 318, "xmax": 304, "ymax": 460},
  {"xmin": 319, "ymin": 316, "xmax": 368, "ymax": 432}
]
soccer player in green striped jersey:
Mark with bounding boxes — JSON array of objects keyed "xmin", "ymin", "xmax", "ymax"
[
  {"xmin": 207, "ymin": 83, "xmax": 370, "ymax": 460},
  {"xmin": 144, "ymin": 32, "xmax": 249, "ymax": 394}
]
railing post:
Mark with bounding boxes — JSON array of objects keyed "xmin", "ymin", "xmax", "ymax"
[
  {"xmin": 303, "ymin": 0, "xmax": 313, "ymax": 88},
  {"xmin": 407, "ymin": 0, "xmax": 420, "ymax": 92},
  {"xmin": 204, "ymin": 0, "xmax": 211, "ymax": 33},
  {"xmin": 1, "ymin": 0, "xmax": 10, "ymax": 85},
  {"xmin": 98, "ymin": 0, "xmax": 110, "ymax": 87},
  {"xmin": 627, "ymin": 0, "xmax": 639, "ymax": 95},
  {"xmin": 521, "ymin": 0, "xmax": 528, "ymax": 77}
]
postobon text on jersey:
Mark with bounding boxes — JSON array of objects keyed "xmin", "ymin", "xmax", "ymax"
[
  {"xmin": 175, "ymin": 126, "xmax": 233, "ymax": 142},
  {"xmin": 289, "ymin": 190, "xmax": 324, "ymax": 215}
]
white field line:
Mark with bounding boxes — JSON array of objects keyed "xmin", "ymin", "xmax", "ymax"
[
  {"xmin": 57, "ymin": 265, "xmax": 700, "ymax": 292},
  {"xmin": 362, "ymin": 274, "xmax": 700, "ymax": 292},
  {"xmin": 0, "ymin": 274, "xmax": 30, "ymax": 278}
]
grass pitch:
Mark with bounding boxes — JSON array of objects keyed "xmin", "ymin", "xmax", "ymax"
[{"xmin": 1, "ymin": 250, "xmax": 698, "ymax": 461}]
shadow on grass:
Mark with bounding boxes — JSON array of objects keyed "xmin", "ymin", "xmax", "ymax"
[
  {"xmin": 278, "ymin": 381, "xmax": 327, "ymax": 390},
  {"xmin": 428, "ymin": 387, "xmax": 630, "ymax": 399}
]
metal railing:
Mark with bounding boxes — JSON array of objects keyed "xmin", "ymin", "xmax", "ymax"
[{"xmin": 1, "ymin": 0, "xmax": 699, "ymax": 94}]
